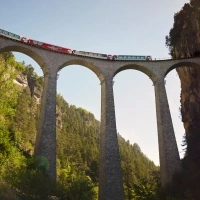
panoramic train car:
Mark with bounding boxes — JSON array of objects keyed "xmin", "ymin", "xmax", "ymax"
[
  {"xmin": 21, "ymin": 37, "xmax": 73, "ymax": 54},
  {"xmin": 0, "ymin": 28, "xmax": 21, "ymax": 41},
  {"xmin": 73, "ymin": 50, "xmax": 108, "ymax": 59},
  {"xmin": 114, "ymin": 55, "xmax": 152, "ymax": 61}
]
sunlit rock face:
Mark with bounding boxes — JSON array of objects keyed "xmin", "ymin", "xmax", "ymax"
[
  {"xmin": 14, "ymin": 71, "xmax": 63, "ymax": 129},
  {"xmin": 14, "ymin": 72, "xmax": 43, "ymax": 104},
  {"xmin": 33, "ymin": 86, "xmax": 42, "ymax": 104},
  {"xmin": 14, "ymin": 72, "xmax": 28, "ymax": 87}
]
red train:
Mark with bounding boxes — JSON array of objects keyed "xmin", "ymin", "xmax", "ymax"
[{"xmin": 21, "ymin": 37, "xmax": 74, "ymax": 54}]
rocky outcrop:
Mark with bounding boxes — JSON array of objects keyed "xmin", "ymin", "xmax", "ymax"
[
  {"xmin": 177, "ymin": 67, "xmax": 200, "ymax": 132},
  {"xmin": 33, "ymin": 86, "xmax": 42, "ymax": 104},
  {"xmin": 14, "ymin": 72, "xmax": 42, "ymax": 104},
  {"xmin": 14, "ymin": 73, "xmax": 28, "ymax": 87},
  {"xmin": 166, "ymin": 1, "xmax": 200, "ymax": 168},
  {"xmin": 177, "ymin": 67, "xmax": 200, "ymax": 168},
  {"xmin": 14, "ymin": 71, "xmax": 64, "ymax": 129}
]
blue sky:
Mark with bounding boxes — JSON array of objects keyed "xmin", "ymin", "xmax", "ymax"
[{"xmin": 1, "ymin": 0, "xmax": 190, "ymax": 165}]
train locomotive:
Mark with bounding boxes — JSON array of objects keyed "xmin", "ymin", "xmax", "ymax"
[{"xmin": 0, "ymin": 28, "xmax": 152, "ymax": 61}]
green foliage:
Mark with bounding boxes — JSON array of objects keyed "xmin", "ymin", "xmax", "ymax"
[
  {"xmin": 67, "ymin": 176, "xmax": 97, "ymax": 200},
  {"xmin": 1, "ymin": 52, "xmax": 25, "ymax": 71},
  {"xmin": 5, "ymin": 167, "xmax": 57, "ymax": 200},
  {"xmin": 0, "ymin": 52, "xmax": 160, "ymax": 199},
  {"xmin": 0, "ymin": 53, "xmax": 25, "ymax": 179},
  {"xmin": 58, "ymin": 171, "xmax": 97, "ymax": 200},
  {"xmin": 12, "ymin": 87, "xmax": 37, "ymax": 154},
  {"xmin": 133, "ymin": 177, "xmax": 159, "ymax": 200},
  {"xmin": 0, "ymin": 124, "xmax": 25, "ymax": 177},
  {"xmin": 27, "ymin": 156, "xmax": 49, "ymax": 172},
  {"xmin": 118, "ymin": 135, "xmax": 159, "ymax": 200},
  {"xmin": 0, "ymin": 54, "xmax": 19, "ymax": 122}
]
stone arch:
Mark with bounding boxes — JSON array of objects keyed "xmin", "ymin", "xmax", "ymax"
[
  {"xmin": 0, "ymin": 45, "xmax": 47, "ymax": 74},
  {"xmin": 113, "ymin": 63, "xmax": 157, "ymax": 83},
  {"xmin": 164, "ymin": 61, "xmax": 200, "ymax": 77},
  {"xmin": 113, "ymin": 68, "xmax": 158, "ymax": 162},
  {"xmin": 58, "ymin": 59, "xmax": 105, "ymax": 82}
]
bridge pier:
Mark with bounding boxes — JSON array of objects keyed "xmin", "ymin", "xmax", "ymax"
[
  {"xmin": 99, "ymin": 77, "xmax": 125, "ymax": 200},
  {"xmin": 34, "ymin": 71, "xmax": 57, "ymax": 180},
  {"xmin": 154, "ymin": 77, "xmax": 181, "ymax": 187}
]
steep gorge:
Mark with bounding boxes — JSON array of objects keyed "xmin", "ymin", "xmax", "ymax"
[
  {"xmin": 165, "ymin": 0, "xmax": 200, "ymax": 198},
  {"xmin": 166, "ymin": 0, "xmax": 200, "ymax": 168}
]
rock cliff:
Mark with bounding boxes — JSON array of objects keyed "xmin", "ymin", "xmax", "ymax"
[{"xmin": 14, "ymin": 72, "xmax": 42, "ymax": 104}]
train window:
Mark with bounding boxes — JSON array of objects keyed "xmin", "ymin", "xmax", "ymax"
[
  {"xmin": 8, "ymin": 32, "xmax": 13, "ymax": 37},
  {"xmin": 1, "ymin": 30, "xmax": 8, "ymax": 35},
  {"xmin": 0, "ymin": 30, "xmax": 20, "ymax": 40},
  {"xmin": 33, "ymin": 40, "xmax": 43, "ymax": 45},
  {"xmin": 51, "ymin": 46, "xmax": 56, "ymax": 49}
]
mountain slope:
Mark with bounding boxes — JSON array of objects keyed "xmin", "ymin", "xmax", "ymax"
[{"xmin": 0, "ymin": 52, "xmax": 159, "ymax": 199}]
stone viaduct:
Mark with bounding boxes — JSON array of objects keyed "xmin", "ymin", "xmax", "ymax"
[{"xmin": 1, "ymin": 36, "xmax": 200, "ymax": 200}]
